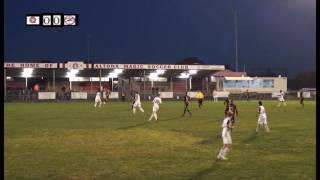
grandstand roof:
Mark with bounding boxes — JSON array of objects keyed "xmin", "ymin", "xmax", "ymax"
[
  {"xmin": 4, "ymin": 62, "xmax": 225, "ymax": 79},
  {"xmin": 212, "ymin": 70, "xmax": 247, "ymax": 77}
]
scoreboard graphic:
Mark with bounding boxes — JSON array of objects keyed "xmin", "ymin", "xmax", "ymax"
[{"xmin": 26, "ymin": 14, "xmax": 79, "ymax": 27}]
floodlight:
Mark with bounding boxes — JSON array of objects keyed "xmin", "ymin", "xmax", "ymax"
[
  {"xmin": 156, "ymin": 70, "xmax": 165, "ymax": 75},
  {"xmin": 149, "ymin": 73, "xmax": 159, "ymax": 80},
  {"xmin": 107, "ymin": 69, "xmax": 122, "ymax": 78},
  {"xmin": 22, "ymin": 68, "xmax": 33, "ymax": 77},
  {"xmin": 114, "ymin": 69, "xmax": 124, "ymax": 74},
  {"xmin": 107, "ymin": 72, "xmax": 118, "ymax": 78},
  {"xmin": 188, "ymin": 70, "xmax": 198, "ymax": 75},
  {"xmin": 148, "ymin": 70, "xmax": 165, "ymax": 80},
  {"xmin": 66, "ymin": 69, "xmax": 79, "ymax": 78},
  {"xmin": 70, "ymin": 69, "xmax": 79, "ymax": 74},
  {"xmin": 107, "ymin": 69, "xmax": 123, "ymax": 78},
  {"xmin": 179, "ymin": 72, "xmax": 190, "ymax": 78}
]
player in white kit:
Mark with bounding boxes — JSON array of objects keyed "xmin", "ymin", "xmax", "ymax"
[
  {"xmin": 217, "ymin": 111, "xmax": 233, "ymax": 160},
  {"xmin": 132, "ymin": 92, "xmax": 145, "ymax": 114},
  {"xmin": 256, "ymin": 101, "xmax": 270, "ymax": 132},
  {"xmin": 277, "ymin": 90, "xmax": 287, "ymax": 107},
  {"xmin": 94, "ymin": 91, "xmax": 102, "ymax": 108},
  {"xmin": 148, "ymin": 94, "xmax": 162, "ymax": 121}
]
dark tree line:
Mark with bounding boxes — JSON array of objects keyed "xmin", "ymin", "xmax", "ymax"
[{"xmin": 288, "ymin": 70, "xmax": 316, "ymax": 90}]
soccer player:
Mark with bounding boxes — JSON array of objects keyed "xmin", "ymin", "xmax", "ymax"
[
  {"xmin": 277, "ymin": 90, "xmax": 287, "ymax": 107},
  {"xmin": 132, "ymin": 91, "xmax": 144, "ymax": 114},
  {"xmin": 196, "ymin": 91, "xmax": 204, "ymax": 108},
  {"xmin": 299, "ymin": 91, "xmax": 304, "ymax": 107},
  {"xmin": 224, "ymin": 98, "xmax": 230, "ymax": 116},
  {"xmin": 256, "ymin": 101, "xmax": 270, "ymax": 132},
  {"xmin": 217, "ymin": 111, "xmax": 233, "ymax": 160},
  {"xmin": 182, "ymin": 92, "xmax": 192, "ymax": 117},
  {"xmin": 212, "ymin": 89, "xmax": 218, "ymax": 102},
  {"xmin": 106, "ymin": 89, "xmax": 110, "ymax": 101},
  {"xmin": 245, "ymin": 89, "xmax": 250, "ymax": 101},
  {"xmin": 94, "ymin": 91, "xmax": 102, "ymax": 108},
  {"xmin": 148, "ymin": 94, "xmax": 162, "ymax": 121},
  {"xmin": 227, "ymin": 99, "xmax": 238, "ymax": 126},
  {"xmin": 131, "ymin": 92, "xmax": 135, "ymax": 110},
  {"xmin": 224, "ymin": 98, "xmax": 230, "ymax": 105},
  {"xmin": 102, "ymin": 89, "xmax": 107, "ymax": 104}
]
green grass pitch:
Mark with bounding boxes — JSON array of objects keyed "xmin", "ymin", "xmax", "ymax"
[{"xmin": 4, "ymin": 100, "xmax": 316, "ymax": 179}]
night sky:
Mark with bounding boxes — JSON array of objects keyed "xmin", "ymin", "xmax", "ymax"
[{"xmin": 4, "ymin": 0, "xmax": 315, "ymax": 77}]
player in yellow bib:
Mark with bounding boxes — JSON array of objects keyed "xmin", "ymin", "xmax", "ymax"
[{"xmin": 196, "ymin": 91, "xmax": 204, "ymax": 109}]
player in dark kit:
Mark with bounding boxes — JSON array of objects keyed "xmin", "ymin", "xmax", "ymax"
[
  {"xmin": 182, "ymin": 92, "xmax": 192, "ymax": 117},
  {"xmin": 300, "ymin": 91, "xmax": 304, "ymax": 107},
  {"xmin": 224, "ymin": 98, "xmax": 230, "ymax": 116},
  {"xmin": 245, "ymin": 89, "xmax": 250, "ymax": 101},
  {"xmin": 102, "ymin": 89, "xmax": 108, "ymax": 104},
  {"xmin": 227, "ymin": 99, "xmax": 238, "ymax": 126},
  {"xmin": 106, "ymin": 89, "xmax": 110, "ymax": 101},
  {"xmin": 131, "ymin": 91, "xmax": 136, "ymax": 110}
]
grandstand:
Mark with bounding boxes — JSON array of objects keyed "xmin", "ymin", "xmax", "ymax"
[{"xmin": 4, "ymin": 61, "xmax": 302, "ymax": 101}]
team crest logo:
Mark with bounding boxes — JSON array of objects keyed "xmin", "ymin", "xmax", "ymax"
[
  {"xmin": 72, "ymin": 63, "xmax": 79, "ymax": 69},
  {"xmin": 29, "ymin": 16, "xmax": 37, "ymax": 23},
  {"xmin": 64, "ymin": 15, "xmax": 76, "ymax": 26},
  {"xmin": 66, "ymin": 61, "xmax": 84, "ymax": 70}
]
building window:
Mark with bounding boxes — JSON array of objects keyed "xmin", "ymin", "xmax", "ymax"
[{"xmin": 223, "ymin": 79, "xmax": 274, "ymax": 88}]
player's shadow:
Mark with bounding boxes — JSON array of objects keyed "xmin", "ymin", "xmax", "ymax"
[
  {"xmin": 117, "ymin": 122, "xmax": 149, "ymax": 130},
  {"xmin": 198, "ymin": 134, "xmax": 221, "ymax": 145},
  {"xmin": 188, "ymin": 161, "xmax": 221, "ymax": 180},
  {"xmin": 155, "ymin": 116, "xmax": 183, "ymax": 123},
  {"xmin": 117, "ymin": 116, "xmax": 181, "ymax": 130},
  {"xmin": 198, "ymin": 139, "xmax": 215, "ymax": 145},
  {"xmin": 242, "ymin": 131, "xmax": 259, "ymax": 144},
  {"xmin": 202, "ymin": 118, "xmax": 222, "ymax": 124}
]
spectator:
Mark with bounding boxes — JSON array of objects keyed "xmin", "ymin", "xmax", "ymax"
[{"xmin": 212, "ymin": 89, "xmax": 218, "ymax": 102}]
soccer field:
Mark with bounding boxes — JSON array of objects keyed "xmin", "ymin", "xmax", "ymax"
[{"xmin": 4, "ymin": 100, "xmax": 316, "ymax": 180}]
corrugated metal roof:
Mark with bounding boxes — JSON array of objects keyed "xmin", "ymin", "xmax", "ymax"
[
  {"xmin": 213, "ymin": 70, "xmax": 247, "ymax": 77},
  {"xmin": 224, "ymin": 77, "xmax": 253, "ymax": 80}
]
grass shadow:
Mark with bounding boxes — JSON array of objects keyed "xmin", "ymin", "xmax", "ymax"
[
  {"xmin": 198, "ymin": 138, "xmax": 216, "ymax": 145},
  {"xmin": 201, "ymin": 119, "xmax": 222, "ymax": 124},
  {"xmin": 117, "ymin": 122, "xmax": 149, "ymax": 130},
  {"xmin": 188, "ymin": 160, "xmax": 221, "ymax": 180},
  {"xmin": 242, "ymin": 131, "xmax": 259, "ymax": 144},
  {"xmin": 156, "ymin": 116, "xmax": 183, "ymax": 122},
  {"xmin": 117, "ymin": 116, "xmax": 183, "ymax": 130}
]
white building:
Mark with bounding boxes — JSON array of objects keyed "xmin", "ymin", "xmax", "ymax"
[{"xmin": 211, "ymin": 70, "xmax": 287, "ymax": 93}]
